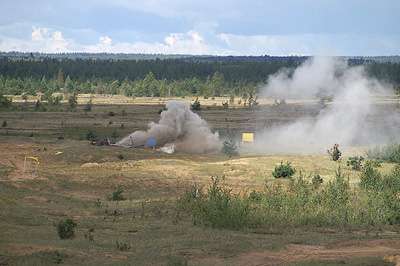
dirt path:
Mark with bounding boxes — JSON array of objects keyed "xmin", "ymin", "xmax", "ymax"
[
  {"xmin": 189, "ymin": 238, "xmax": 400, "ymax": 265},
  {"xmin": 2, "ymin": 239, "xmax": 400, "ymax": 265}
]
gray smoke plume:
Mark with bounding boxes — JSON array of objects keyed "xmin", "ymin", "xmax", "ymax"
[
  {"xmin": 257, "ymin": 56, "xmax": 398, "ymax": 155},
  {"xmin": 117, "ymin": 100, "xmax": 220, "ymax": 153}
]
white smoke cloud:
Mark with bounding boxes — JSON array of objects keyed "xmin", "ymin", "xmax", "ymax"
[
  {"xmin": 256, "ymin": 56, "xmax": 396, "ymax": 155},
  {"xmin": 117, "ymin": 100, "xmax": 220, "ymax": 153}
]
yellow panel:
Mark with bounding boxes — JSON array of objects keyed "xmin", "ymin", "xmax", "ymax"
[{"xmin": 242, "ymin": 133, "xmax": 254, "ymax": 142}]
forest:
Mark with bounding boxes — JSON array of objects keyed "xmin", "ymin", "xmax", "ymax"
[{"xmin": 0, "ymin": 53, "xmax": 399, "ymax": 99}]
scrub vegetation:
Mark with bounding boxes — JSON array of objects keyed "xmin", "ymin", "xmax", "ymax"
[{"xmin": 1, "ymin": 54, "xmax": 400, "ymax": 265}]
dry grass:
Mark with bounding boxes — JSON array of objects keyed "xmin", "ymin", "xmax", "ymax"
[{"xmin": 1, "ymin": 95, "xmax": 400, "ymax": 265}]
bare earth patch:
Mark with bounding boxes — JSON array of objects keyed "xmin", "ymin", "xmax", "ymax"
[
  {"xmin": 191, "ymin": 239, "xmax": 400, "ymax": 265},
  {"xmin": 0, "ymin": 243, "xmax": 59, "ymax": 255}
]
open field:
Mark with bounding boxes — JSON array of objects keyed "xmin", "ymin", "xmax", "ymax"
[{"xmin": 1, "ymin": 96, "xmax": 400, "ymax": 265}]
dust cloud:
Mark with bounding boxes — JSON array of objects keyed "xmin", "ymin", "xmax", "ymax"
[
  {"xmin": 117, "ymin": 100, "xmax": 220, "ymax": 153},
  {"xmin": 256, "ymin": 56, "xmax": 398, "ymax": 155}
]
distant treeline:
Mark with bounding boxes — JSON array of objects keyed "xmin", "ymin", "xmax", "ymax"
[
  {"xmin": 0, "ymin": 53, "xmax": 399, "ymax": 98},
  {"xmin": 0, "ymin": 56, "xmax": 303, "ymax": 83}
]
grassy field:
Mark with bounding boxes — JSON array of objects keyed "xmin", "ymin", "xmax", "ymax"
[{"xmin": 1, "ymin": 95, "xmax": 400, "ymax": 265}]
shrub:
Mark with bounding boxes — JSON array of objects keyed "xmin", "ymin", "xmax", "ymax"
[
  {"xmin": 111, "ymin": 130, "xmax": 120, "ymax": 141},
  {"xmin": 367, "ymin": 139, "xmax": 400, "ymax": 163},
  {"xmin": 359, "ymin": 160, "xmax": 382, "ymax": 191},
  {"xmin": 347, "ymin": 156, "xmax": 364, "ymax": 170},
  {"xmin": 68, "ymin": 93, "xmax": 77, "ymax": 111},
  {"xmin": 0, "ymin": 94, "xmax": 12, "ymax": 108},
  {"xmin": 57, "ymin": 218, "xmax": 77, "ymax": 239},
  {"xmin": 371, "ymin": 158, "xmax": 383, "ymax": 167},
  {"xmin": 1, "ymin": 120, "xmax": 7, "ymax": 128},
  {"xmin": 86, "ymin": 128, "xmax": 99, "ymax": 141},
  {"xmin": 319, "ymin": 167, "xmax": 351, "ymax": 226},
  {"xmin": 108, "ymin": 184, "xmax": 126, "ymax": 201},
  {"xmin": 115, "ymin": 240, "xmax": 130, "ymax": 251},
  {"xmin": 380, "ymin": 164, "xmax": 400, "ymax": 224},
  {"xmin": 83, "ymin": 99, "xmax": 93, "ymax": 113},
  {"xmin": 327, "ymin": 143, "xmax": 342, "ymax": 161},
  {"xmin": 312, "ymin": 173, "xmax": 323, "ymax": 189},
  {"xmin": 221, "ymin": 140, "xmax": 239, "ymax": 157},
  {"xmin": 272, "ymin": 161, "xmax": 296, "ymax": 178},
  {"xmin": 180, "ymin": 176, "xmax": 253, "ymax": 228}
]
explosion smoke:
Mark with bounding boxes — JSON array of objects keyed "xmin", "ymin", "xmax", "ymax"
[
  {"xmin": 117, "ymin": 100, "xmax": 220, "ymax": 153},
  {"xmin": 257, "ymin": 56, "xmax": 398, "ymax": 155}
]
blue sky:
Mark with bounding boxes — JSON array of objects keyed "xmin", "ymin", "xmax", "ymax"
[{"xmin": 0, "ymin": 0, "xmax": 399, "ymax": 56}]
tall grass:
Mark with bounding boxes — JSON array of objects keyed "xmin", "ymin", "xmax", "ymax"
[{"xmin": 180, "ymin": 164, "xmax": 400, "ymax": 229}]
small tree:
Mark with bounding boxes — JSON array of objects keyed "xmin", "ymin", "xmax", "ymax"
[
  {"xmin": 347, "ymin": 156, "xmax": 364, "ymax": 170},
  {"xmin": 111, "ymin": 130, "xmax": 120, "ymax": 142},
  {"xmin": 0, "ymin": 94, "xmax": 12, "ymax": 108},
  {"xmin": 221, "ymin": 140, "xmax": 239, "ymax": 157},
  {"xmin": 68, "ymin": 93, "xmax": 78, "ymax": 111},
  {"xmin": 83, "ymin": 99, "xmax": 93, "ymax": 113},
  {"xmin": 327, "ymin": 143, "xmax": 342, "ymax": 161},
  {"xmin": 86, "ymin": 128, "xmax": 99, "ymax": 141},
  {"xmin": 108, "ymin": 184, "xmax": 126, "ymax": 201},
  {"xmin": 1, "ymin": 120, "xmax": 7, "ymax": 128},
  {"xmin": 359, "ymin": 160, "xmax": 382, "ymax": 190},
  {"xmin": 272, "ymin": 161, "xmax": 296, "ymax": 178},
  {"xmin": 57, "ymin": 218, "xmax": 77, "ymax": 240}
]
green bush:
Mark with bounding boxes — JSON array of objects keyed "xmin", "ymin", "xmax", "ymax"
[
  {"xmin": 111, "ymin": 130, "xmax": 120, "ymax": 141},
  {"xmin": 221, "ymin": 140, "xmax": 239, "ymax": 157},
  {"xmin": 347, "ymin": 156, "xmax": 364, "ymax": 170},
  {"xmin": 86, "ymin": 128, "xmax": 99, "ymax": 141},
  {"xmin": 367, "ymin": 139, "xmax": 400, "ymax": 163},
  {"xmin": 108, "ymin": 184, "xmax": 126, "ymax": 201},
  {"xmin": 57, "ymin": 218, "xmax": 77, "ymax": 239},
  {"xmin": 312, "ymin": 173, "xmax": 323, "ymax": 189},
  {"xmin": 272, "ymin": 161, "xmax": 296, "ymax": 178},
  {"xmin": 359, "ymin": 160, "xmax": 382, "ymax": 191},
  {"xmin": 180, "ymin": 176, "xmax": 253, "ymax": 228},
  {"xmin": 1, "ymin": 120, "xmax": 7, "ymax": 128},
  {"xmin": 179, "ymin": 166, "xmax": 400, "ymax": 230},
  {"xmin": 68, "ymin": 93, "xmax": 78, "ymax": 111},
  {"xmin": 83, "ymin": 99, "xmax": 93, "ymax": 113},
  {"xmin": 115, "ymin": 240, "xmax": 130, "ymax": 251},
  {"xmin": 327, "ymin": 143, "xmax": 342, "ymax": 161},
  {"xmin": 0, "ymin": 94, "xmax": 12, "ymax": 108}
]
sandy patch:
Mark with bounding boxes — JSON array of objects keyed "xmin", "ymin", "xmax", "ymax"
[
  {"xmin": 24, "ymin": 196, "xmax": 50, "ymax": 202},
  {"xmin": 81, "ymin": 162, "xmax": 101, "ymax": 168}
]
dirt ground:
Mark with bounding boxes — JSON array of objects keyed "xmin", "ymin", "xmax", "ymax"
[
  {"xmin": 187, "ymin": 238, "xmax": 400, "ymax": 265},
  {"xmin": 1, "ymin": 137, "xmax": 400, "ymax": 265}
]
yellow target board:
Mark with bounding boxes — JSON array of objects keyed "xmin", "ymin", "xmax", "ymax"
[{"xmin": 242, "ymin": 133, "xmax": 254, "ymax": 145}]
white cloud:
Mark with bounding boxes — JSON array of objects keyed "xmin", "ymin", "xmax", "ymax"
[
  {"xmin": 1, "ymin": 25, "xmax": 399, "ymax": 56},
  {"xmin": 99, "ymin": 36, "xmax": 112, "ymax": 46},
  {"xmin": 0, "ymin": 26, "xmax": 71, "ymax": 53}
]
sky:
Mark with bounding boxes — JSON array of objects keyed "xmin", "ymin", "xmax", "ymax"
[{"xmin": 0, "ymin": 0, "xmax": 399, "ymax": 56}]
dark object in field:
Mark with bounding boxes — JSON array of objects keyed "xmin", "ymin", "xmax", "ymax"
[
  {"xmin": 90, "ymin": 138, "xmax": 113, "ymax": 146},
  {"xmin": 57, "ymin": 136, "xmax": 64, "ymax": 139}
]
